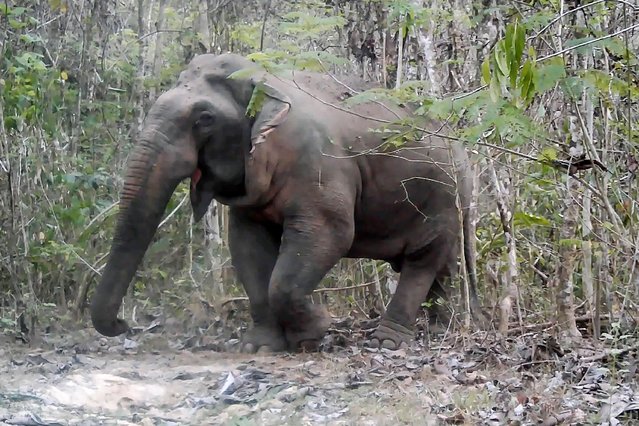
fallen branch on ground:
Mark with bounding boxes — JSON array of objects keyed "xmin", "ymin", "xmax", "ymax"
[
  {"xmin": 220, "ymin": 282, "xmax": 376, "ymax": 307},
  {"xmin": 579, "ymin": 342, "xmax": 639, "ymax": 363},
  {"xmin": 506, "ymin": 314, "xmax": 610, "ymax": 335}
]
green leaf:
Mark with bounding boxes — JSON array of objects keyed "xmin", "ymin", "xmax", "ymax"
[
  {"xmin": 505, "ymin": 23, "xmax": 514, "ymax": 72},
  {"xmin": 227, "ymin": 67, "xmax": 260, "ymax": 81},
  {"xmin": 494, "ymin": 42, "xmax": 510, "ymax": 77},
  {"xmin": 292, "ymin": 51, "xmax": 349, "ymax": 70},
  {"xmin": 9, "ymin": 18, "xmax": 26, "ymax": 30},
  {"xmin": 508, "ymin": 20, "xmax": 526, "ymax": 88},
  {"xmin": 481, "ymin": 57, "xmax": 491, "ymax": 85},
  {"xmin": 513, "ymin": 211, "xmax": 551, "ymax": 228},
  {"xmin": 564, "ymin": 36, "xmax": 605, "ymax": 55},
  {"xmin": 427, "ymin": 90, "xmax": 489, "ymax": 119},
  {"xmin": 246, "ymin": 82, "xmax": 267, "ymax": 118},
  {"xmin": 559, "ymin": 238, "xmax": 583, "ymax": 247},
  {"xmin": 489, "ymin": 73, "xmax": 501, "ymax": 102},
  {"xmin": 540, "ymin": 147, "xmax": 557, "ymax": 161},
  {"xmin": 534, "ymin": 58, "xmax": 565, "ymax": 92},
  {"xmin": 343, "ymin": 88, "xmax": 385, "ymax": 106},
  {"xmin": 9, "ymin": 6, "xmax": 27, "ymax": 16},
  {"xmin": 519, "ymin": 59, "xmax": 535, "ymax": 104},
  {"xmin": 560, "ymin": 76, "xmax": 586, "ymax": 99},
  {"xmin": 581, "ymin": 69, "xmax": 639, "ymax": 99},
  {"xmin": 513, "ymin": 21, "xmax": 525, "ymax": 70}
]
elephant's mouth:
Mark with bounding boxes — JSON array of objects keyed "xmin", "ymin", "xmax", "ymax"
[{"xmin": 190, "ymin": 167, "xmax": 202, "ymax": 191}]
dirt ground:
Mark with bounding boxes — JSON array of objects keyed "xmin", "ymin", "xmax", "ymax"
[{"xmin": 1, "ymin": 315, "xmax": 638, "ymax": 425}]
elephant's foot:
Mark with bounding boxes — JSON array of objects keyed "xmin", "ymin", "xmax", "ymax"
[
  {"xmin": 284, "ymin": 304, "xmax": 332, "ymax": 352},
  {"xmin": 365, "ymin": 319, "xmax": 414, "ymax": 350},
  {"xmin": 240, "ymin": 323, "xmax": 287, "ymax": 353}
]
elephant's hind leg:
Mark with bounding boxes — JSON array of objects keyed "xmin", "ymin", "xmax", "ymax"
[
  {"xmin": 366, "ymin": 262, "xmax": 437, "ymax": 349},
  {"xmin": 424, "ymin": 278, "xmax": 453, "ymax": 334},
  {"xmin": 228, "ymin": 209, "xmax": 286, "ymax": 353}
]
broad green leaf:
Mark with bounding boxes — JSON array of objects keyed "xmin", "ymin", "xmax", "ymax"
[
  {"xmin": 564, "ymin": 36, "xmax": 621, "ymax": 56},
  {"xmin": 504, "ymin": 21, "xmax": 524, "ymax": 88},
  {"xmin": 513, "ymin": 211, "xmax": 551, "ymax": 228},
  {"xmin": 481, "ymin": 57, "xmax": 491, "ymax": 85},
  {"xmin": 246, "ymin": 82, "xmax": 267, "ymax": 118},
  {"xmin": 292, "ymin": 51, "xmax": 349, "ymax": 70},
  {"xmin": 9, "ymin": 18, "xmax": 26, "ymax": 30},
  {"xmin": 489, "ymin": 73, "xmax": 501, "ymax": 102},
  {"xmin": 540, "ymin": 147, "xmax": 557, "ymax": 161},
  {"xmin": 227, "ymin": 68, "xmax": 260, "ymax": 81},
  {"xmin": 559, "ymin": 238, "xmax": 583, "ymax": 247},
  {"xmin": 343, "ymin": 88, "xmax": 385, "ymax": 106},
  {"xmin": 513, "ymin": 21, "xmax": 525, "ymax": 70},
  {"xmin": 244, "ymin": 51, "xmax": 276, "ymax": 65},
  {"xmin": 505, "ymin": 23, "xmax": 514, "ymax": 70},
  {"xmin": 494, "ymin": 42, "xmax": 510, "ymax": 77},
  {"xmin": 581, "ymin": 69, "xmax": 639, "ymax": 98},
  {"xmin": 560, "ymin": 76, "xmax": 587, "ymax": 99},
  {"xmin": 9, "ymin": 6, "xmax": 26, "ymax": 16},
  {"xmin": 427, "ymin": 89, "xmax": 488, "ymax": 119},
  {"xmin": 519, "ymin": 59, "xmax": 535, "ymax": 104},
  {"xmin": 534, "ymin": 58, "xmax": 565, "ymax": 92}
]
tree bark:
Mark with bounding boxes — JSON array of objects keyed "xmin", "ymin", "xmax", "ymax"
[
  {"xmin": 134, "ymin": 0, "xmax": 149, "ymax": 133},
  {"xmin": 149, "ymin": 0, "xmax": 168, "ymax": 102},
  {"xmin": 197, "ymin": 0, "xmax": 212, "ymax": 51},
  {"xmin": 486, "ymin": 151, "xmax": 520, "ymax": 334},
  {"xmin": 553, "ymin": 173, "xmax": 582, "ymax": 339}
]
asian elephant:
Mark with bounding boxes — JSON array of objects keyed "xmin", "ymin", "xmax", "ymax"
[{"xmin": 90, "ymin": 53, "xmax": 484, "ymax": 352}]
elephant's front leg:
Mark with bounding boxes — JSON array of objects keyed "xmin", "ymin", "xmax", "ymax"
[
  {"xmin": 228, "ymin": 209, "xmax": 285, "ymax": 353},
  {"xmin": 269, "ymin": 215, "xmax": 354, "ymax": 351}
]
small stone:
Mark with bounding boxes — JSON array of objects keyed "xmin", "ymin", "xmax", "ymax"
[
  {"xmin": 224, "ymin": 404, "xmax": 252, "ymax": 418},
  {"xmin": 259, "ymin": 399, "xmax": 284, "ymax": 410},
  {"xmin": 123, "ymin": 339, "xmax": 138, "ymax": 350}
]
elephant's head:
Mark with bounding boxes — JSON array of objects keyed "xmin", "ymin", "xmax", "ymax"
[{"xmin": 91, "ymin": 54, "xmax": 290, "ymax": 337}]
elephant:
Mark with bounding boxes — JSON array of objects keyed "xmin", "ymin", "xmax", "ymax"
[{"xmin": 90, "ymin": 53, "xmax": 484, "ymax": 352}]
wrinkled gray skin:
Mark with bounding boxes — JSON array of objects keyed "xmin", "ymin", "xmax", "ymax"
[{"xmin": 91, "ymin": 53, "xmax": 483, "ymax": 352}]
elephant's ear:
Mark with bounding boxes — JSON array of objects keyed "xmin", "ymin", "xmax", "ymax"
[{"xmin": 247, "ymin": 81, "xmax": 291, "ymax": 152}]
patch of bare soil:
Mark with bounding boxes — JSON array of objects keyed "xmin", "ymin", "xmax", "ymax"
[{"xmin": 1, "ymin": 318, "xmax": 639, "ymax": 425}]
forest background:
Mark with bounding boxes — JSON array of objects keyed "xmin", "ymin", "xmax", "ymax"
[{"xmin": 1, "ymin": 0, "xmax": 638, "ymax": 346}]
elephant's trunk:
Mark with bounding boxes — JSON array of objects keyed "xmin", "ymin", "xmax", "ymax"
[{"xmin": 91, "ymin": 128, "xmax": 191, "ymax": 337}]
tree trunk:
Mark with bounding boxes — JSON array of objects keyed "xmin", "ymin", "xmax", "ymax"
[
  {"xmin": 205, "ymin": 203, "xmax": 224, "ymax": 295},
  {"xmin": 134, "ymin": 0, "xmax": 149, "ymax": 133},
  {"xmin": 486, "ymin": 151, "xmax": 520, "ymax": 334},
  {"xmin": 149, "ymin": 0, "xmax": 168, "ymax": 102},
  {"xmin": 553, "ymin": 173, "xmax": 582, "ymax": 339},
  {"xmin": 197, "ymin": 0, "xmax": 212, "ymax": 52}
]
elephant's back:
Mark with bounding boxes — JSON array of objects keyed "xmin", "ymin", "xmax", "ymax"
[{"xmin": 270, "ymin": 70, "xmax": 410, "ymax": 127}]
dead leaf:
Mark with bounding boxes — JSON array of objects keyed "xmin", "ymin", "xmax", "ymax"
[{"xmin": 437, "ymin": 410, "xmax": 466, "ymax": 424}]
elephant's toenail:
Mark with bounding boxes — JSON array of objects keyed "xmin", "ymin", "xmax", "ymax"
[
  {"xmin": 364, "ymin": 339, "xmax": 380, "ymax": 349},
  {"xmin": 381, "ymin": 339, "xmax": 398, "ymax": 350}
]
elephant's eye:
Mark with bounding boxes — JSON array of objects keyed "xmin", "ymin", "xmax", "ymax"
[{"xmin": 195, "ymin": 111, "xmax": 215, "ymax": 129}]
